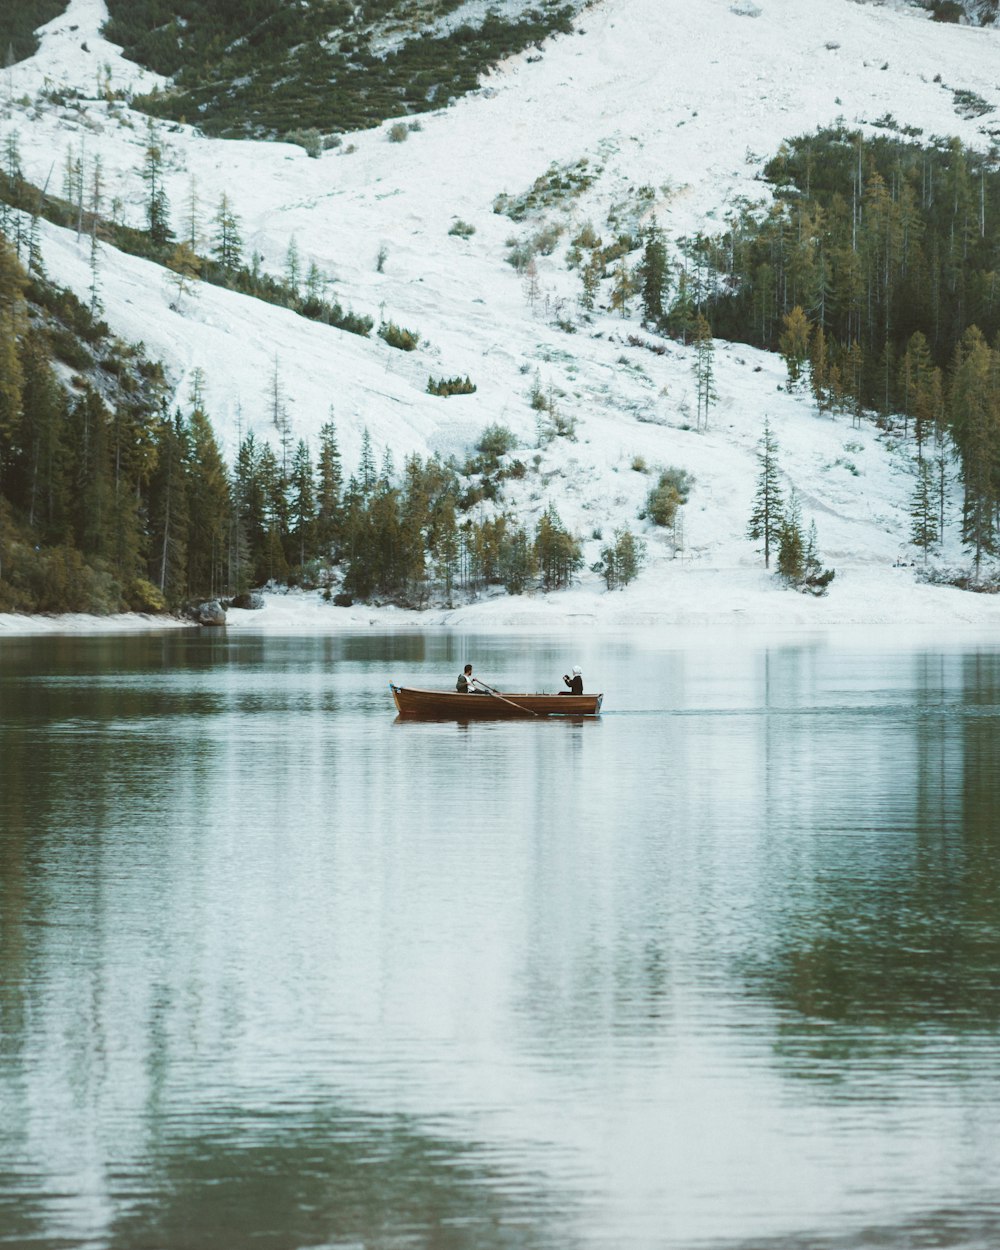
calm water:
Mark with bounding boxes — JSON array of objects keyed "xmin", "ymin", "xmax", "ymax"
[{"xmin": 2, "ymin": 627, "xmax": 1000, "ymax": 1250}]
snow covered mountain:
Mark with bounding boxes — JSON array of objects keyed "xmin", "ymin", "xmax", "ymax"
[{"xmin": 6, "ymin": 0, "xmax": 1000, "ymax": 628}]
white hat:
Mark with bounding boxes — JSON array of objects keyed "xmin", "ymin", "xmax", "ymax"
[{"xmin": 572, "ymin": 665, "xmax": 582, "ymax": 675}]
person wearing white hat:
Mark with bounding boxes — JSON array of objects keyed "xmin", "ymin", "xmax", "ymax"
[{"xmin": 561, "ymin": 665, "xmax": 583, "ymax": 696}]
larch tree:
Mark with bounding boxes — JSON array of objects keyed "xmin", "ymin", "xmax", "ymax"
[
  {"xmin": 692, "ymin": 314, "xmax": 717, "ymax": 430},
  {"xmin": 778, "ymin": 305, "xmax": 811, "ymax": 391}
]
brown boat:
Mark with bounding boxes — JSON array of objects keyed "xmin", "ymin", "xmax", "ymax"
[{"xmin": 390, "ymin": 683, "xmax": 603, "ymax": 719}]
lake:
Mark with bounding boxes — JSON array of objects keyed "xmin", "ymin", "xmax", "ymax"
[{"xmin": 2, "ymin": 627, "xmax": 999, "ymax": 1250}]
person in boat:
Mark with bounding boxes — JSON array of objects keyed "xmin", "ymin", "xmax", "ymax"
[
  {"xmin": 561, "ymin": 665, "xmax": 583, "ymax": 696},
  {"xmin": 457, "ymin": 664, "xmax": 474, "ymax": 692}
]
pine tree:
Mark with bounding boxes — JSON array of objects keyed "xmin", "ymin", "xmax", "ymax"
[
  {"xmin": 639, "ymin": 223, "xmax": 669, "ymax": 326},
  {"xmin": 579, "ymin": 253, "xmax": 601, "ymax": 312},
  {"xmin": 234, "ymin": 431, "xmax": 266, "ymax": 584},
  {"xmin": 16, "ymin": 328, "xmax": 68, "ymax": 536},
  {"xmin": 499, "ymin": 522, "xmax": 535, "ymax": 594},
  {"xmin": 534, "ymin": 504, "xmax": 582, "ymax": 590},
  {"xmin": 148, "ymin": 409, "xmax": 190, "ymax": 602},
  {"xmin": 66, "ymin": 388, "xmax": 113, "ymax": 560},
  {"xmin": 810, "ymin": 323, "xmax": 829, "ymax": 413},
  {"xmin": 776, "ymin": 488, "xmax": 805, "ymax": 583},
  {"xmin": 667, "ymin": 268, "xmax": 696, "ymax": 343},
  {"xmin": 315, "ymin": 415, "xmax": 343, "ymax": 559},
  {"xmin": 289, "ymin": 439, "xmax": 316, "ymax": 570},
  {"xmin": 212, "ymin": 192, "xmax": 243, "ymax": 276},
  {"xmin": 358, "ymin": 428, "xmax": 376, "ymax": 498},
  {"xmin": 140, "ymin": 121, "xmax": 172, "ymax": 248},
  {"xmin": 747, "ymin": 416, "xmax": 784, "ymax": 568},
  {"xmin": 598, "ymin": 527, "xmax": 645, "ymax": 589},
  {"xmin": 910, "ymin": 458, "xmax": 939, "ymax": 561},
  {"xmin": 0, "ymin": 234, "xmax": 27, "ymax": 491},
  {"xmin": 186, "ymin": 401, "xmax": 231, "ymax": 597},
  {"xmin": 949, "ymin": 326, "xmax": 997, "ymax": 574}
]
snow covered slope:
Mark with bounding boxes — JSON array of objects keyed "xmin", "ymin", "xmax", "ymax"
[{"xmin": 6, "ymin": 0, "xmax": 1000, "ymax": 628}]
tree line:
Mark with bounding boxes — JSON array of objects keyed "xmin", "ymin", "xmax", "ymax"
[
  {"xmin": 0, "ymin": 229, "xmax": 599, "ymax": 613},
  {"xmin": 663, "ymin": 128, "xmax": 1000, "ymax": 574}
]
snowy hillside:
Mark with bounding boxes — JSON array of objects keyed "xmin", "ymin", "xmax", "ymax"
[{"xmin": 5, "ymin": 0, "xmax": 1000, "ymax": 628}]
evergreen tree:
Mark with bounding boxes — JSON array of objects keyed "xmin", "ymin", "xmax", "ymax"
[
  {"xmin": 0, "ymin": 234, "xmax": 27, "ymax": 491},
  {"xmin": 776, "ymin": 489, "xmax": 805, "ymax": 583},
  {"xmin": 140, "ymin": 121, "xmax": 172, "ymax": 248},
  {"xmin": 579, "ymin": 253, "xmax": 601, "ymax": 313},
  {"xmin": 147, "ymin": 409, "xmax": 190, "ymax": 601},
  {"xmin": 910, "ymin": 458, "xmax": 939, "ymax": 561},
  {"xmin": 258, "ymin": 442, "xmax": 289, "ymax": 583},
  {"xmin": 315, "ymin": 415, "xmax": 343, "ymax": 559},
  {"xmin": 949, "ymin": 326, "xmax": 997, "ymax": 573},
  {"xmin": 639, "ymin": 223, "xmax": 669, "ymax": 325},
  {"xmin": 534, "ymin": 504, "xmax": 582, "ymax": 590},
  {"xmin": 211, "ymin": 192, "xmax": 243, "ymax": 276},
  {"xmin": 66, "ymin": 388, "xmax": 112, "ymax": 560},
  {"xmin": 810, "ymin": 323, "xmax": 830, "ymax": 413},
  {"xmin": 667, "ymin": 268, "xmax": 696, "ymax": 343},
  {"xmin": 234, "ymin": 431, "xmax": 267, "ymax": 582},
  {"xmin": 289, "ymin": 438, "xmax": 316, "ymax": 570},
  {"xmin": 747, "ymin": 416, "xmax": 784, "ymax": 568},
  {"xmin": 358, "ymin": 427, "xmax": 376, "ymax": 498},
  {"xmin": 16, "ymin": 328, "xmax": 68, "ymax": 536},
  {"xmin": 186, "ymin": 400, "xmax": 231, "ymax": 597},
  {"xmin": 498, "ymin": 522, "xmax": 536, "ymax": 594},
  {"xmin": 597, "ymin": 527, "xmax": 645, "ymax": 589}
]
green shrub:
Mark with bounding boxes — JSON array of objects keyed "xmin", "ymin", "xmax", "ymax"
[
  {"xmin": 285, "ymin": 127, "xmax": 323, "ymax": 156},
  {"xmin": 646, "ymin": 467, "xmax": 694, "ymax": 527},
  {"xmin": 128, "ymin": 578, "xmax": 168, "ymax": 613},
  {"xmin": 428, "ymin": 374, "xmax": 477, "ymax": 396},
  {"xmin": 448, "ymin": 219, "xmax": 476, "ymax": 237},
  {"xmin": 477, "ymin": 423, "xmax": 517, "ymax": 460},
  {"xmin": 595, "ymin": 527, "xmax": 646, "ymax": 590},
  {"xmin": 378, "ymin": 321, "xmax": 419, "ymax": 351}
]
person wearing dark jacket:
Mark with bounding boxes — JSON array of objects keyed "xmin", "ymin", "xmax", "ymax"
[
  {"xmin": 561, "ymin": 665, "xmax": 583, "ymax": 696},
  {"xmin": 457, "ymin": 664, "xmax": 474, "ymax": 692}
]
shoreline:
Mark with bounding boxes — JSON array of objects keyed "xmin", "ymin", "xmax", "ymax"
[{"xmin": 3, "ymin": 566, "xmax": 1000, "ymax": 638}]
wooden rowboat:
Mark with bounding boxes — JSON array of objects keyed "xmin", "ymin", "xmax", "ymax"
[{"xmin": 390, "ymin": 683, "xmax": 603, "ymax": 719}]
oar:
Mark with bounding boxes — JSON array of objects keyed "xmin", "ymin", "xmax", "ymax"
[{"xmin": 471, "ymin": 678, "xmax": 539, "ymax": 717}]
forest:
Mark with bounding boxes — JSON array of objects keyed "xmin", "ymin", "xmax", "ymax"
[
  {"xmin": 676, "ymin": 127, "xmax": 1000, "ymax": 572},
  {"xmin": 102, "ymin": 0, "xmax": 576, "ymax": 138},
  {"xmin": 0, "ymin": 2, "xmax": 66, "ymax": 64},
  {"xmin": 6, "ymin": 118, "xmax": 1000, "ymax": 615},
  {"xmin": 0, "ymin": 226, "xmax": 597, "ymax": 615}
]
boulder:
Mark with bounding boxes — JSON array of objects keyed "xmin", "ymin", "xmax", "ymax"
[
  {"xmin": 196, "ymin": 599, "xmax": 226, "ymax": 626},
  {"xmin": 231, "ymin": 592, "xmax": 265, "ymax": 610}
]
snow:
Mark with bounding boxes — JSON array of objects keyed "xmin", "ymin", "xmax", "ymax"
[{"xmin": 4, "ymin": 0, "xmax": 1000, "ymax": 635}]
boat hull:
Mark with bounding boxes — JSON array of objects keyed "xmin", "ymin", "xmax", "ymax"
[{"xmin": 390, "ymin": 684, "xmax": 603, "ymax": 719}]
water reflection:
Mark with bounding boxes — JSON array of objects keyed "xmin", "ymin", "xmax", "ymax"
[{"xmin": 2, "ymin": 630, "xmax": 1000, "ymax": 1248}]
